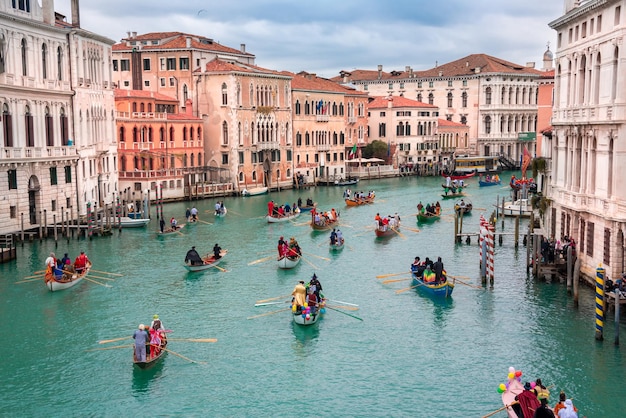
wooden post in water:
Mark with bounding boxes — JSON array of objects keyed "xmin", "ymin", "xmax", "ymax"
[
  {"xmin": 526, "ymin": 225, "xmax": 531, "ymax": 273},
  {"xmin": 39, "ymin": 210, "xmax": 43, "ymax": 241},
  {"xmin": 43, "ymin": 209, "xmax": 48, "ymax": 238},
  {"xmin": 495, "ymin": 195, "xmax": 499, "ymax": 218},
  {"xmin": 459, "ymin": 211, "xmax": 464, "ymax": 239},
  {"xmin": 453, "ymin": 213, "xmax": 459, "ymax": 244},
  {"xmin": 53, "ymin": 214, "xmax": 58, "ymax": 243},
  {"xmin": 501, "ymin": 197, "xmax": 505, "ymax": 229},
  {"xmin": 573, "ymin": 258, "xmax": 581, "ymax": 306},
  {"xmin": 20, "ymin": 213, "xmax": 24, "ymax": 244},
  {"xmin": 532, "ymin": 234, "xmax": 538, "ymax": 276},
  {"xmin": 567, "ymin": 246, "xmax": 573, "ymax": 292},
  {"xmin": 615, "ymin": 292, "xmax": 620, "ymax": 346},
  {"xmin": 514, "ymin": 216, "xmax": 519, "ymax": 248},
  {"xmin": 481, "ymin": 238, "xmax": 487, "ymax": 283},
  {"xmin": 70, "ymin": 205, "xmax": 74, "ymax": 238},
  {"xmin": 595, "ymin": 265, "xmax": 606, "ymax": 341}
]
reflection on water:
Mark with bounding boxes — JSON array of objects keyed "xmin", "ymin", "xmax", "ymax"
[
  {"xmin": 291, "ymin": 321, "xmax": 320, "ymax": 355},
  {"xmin": 131, "ymin": 355, "xmax": 166, "ymax": 395}
]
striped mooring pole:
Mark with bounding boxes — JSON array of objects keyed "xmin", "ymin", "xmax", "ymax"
[{"xmin": 595, "ymin": 265, "xmax": 606, "ymax": 341}]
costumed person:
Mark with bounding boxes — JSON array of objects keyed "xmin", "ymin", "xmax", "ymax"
[
  {"xmin": 60, "ymin": 253, "xmax": 71, "ymax": 267},
  {"xmin": 160, "ymin": 217, "xmax": 165, "ymax": 233},
  {"xmin": 44, "ymin": 252, "xmax": 57, "ymax": 282},
  {"xmin": 309, "ymin": 273, "xmax": 322, "ymax": 299},
  {"xmin": 534, "ymin": 378, "xmax": 550, "ymax": 402},
  {"xmin": 515, "ymin": 382, "xmax": 541, "ymax": 418},
  {"xmin": 306, "ymin": 287, "xmax": 318, "ymax": 315},
  {"xmin": 213, "ymin": 243, "xmax": 222, "ymax": 259},
  {"xmin": 185, "ymin": 246, "xmax": 203, "ymax": 266},
  {"xmin": 433, "ymin": 257, "xmax": 444, "ymax": 283},
  {"xmin": 291, "ymin": 280, "xmax": 307, "ymax": 310},
  {"xmin": 533, "ymin": 397, "xmax": 555, "ymax": 418},
  {"xmin": 277, "ymin": 236, "xmax": 287, "ymax": 257},
  {"xmin": 185, "ymin": 208, "xmax": 191, "ymax": 220},
  {"xmin": 74, "ymin": 251, "xmax": 90, "ymax": 274},
  {"xmin": 268, "ymin": 200, "xmax": 274, "ymax": 216},
  {"xmin": 133, "ymin": 324, "xmax": 149, "ymax": 362},
  {"xmin": 557, "ymin": 399, "xmax": 578, "ymax": 418},
  {"xmin": 148, "ymin": 326, "xmax": 162, "ymax": 360},
  {"xmin": 335, "ymin": 228, "xmax": 343, "ymax": 244},
  {"xmin": 553, "ymin": 393, "xmax": 577, "ymax": 416},
  {"xmin": 150, "ymin": 314, "xmax": 163, "ymax": 331}
]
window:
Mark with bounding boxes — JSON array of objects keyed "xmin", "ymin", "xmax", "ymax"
[
  {"xmin": 597, "ymin": 15, "xmax": 602, "ymax": 32},
  {"xmin": 25, "ymin": 106, "xmax": 34, "ymax": 147},
  {"xmin": 484, "ymin": 116, "xmax": 492, "ymax": 134},
  {"xmin": 180, "ymin": 57, "xmax": 189, "ymax": 70},
  {"xmin": 160, "ymin": 58, "xmax": 166, "ymax": 70},
  {"xmin": 169, "ymin": 77, "xmax": 175, "ymax": 87},
  {"xmin": 123, "ymin": 81, "xmax": 129, "ymax": 87},
  {"xmin": 45, "ymin": 107, "xmax": 54, "ymax": 146},
  {"xmin": 447, "ymin": 80, "xmax": 452, "ymax": 87},
  {"xmin": 8, "ymin": 169, "xmax": 17, "ymax": 190},
  {"xmin": 13, "ymin": 0, "xmax": 31, "ymax": 12},
  {"xmin": 41, "ymin": 43, "xmax": 48, "ymax": 79},
  {"xmin": 485, "ymin": 87, "xmax": 492, "ymax": 105},
  {"xmin": 604, "ymin": 227, "xmax": 611, "ymax": 265},
  {"xmin": 380, "ymin": 111, "xmax": 386, "ymax": 117},
  {"xmin": 428, "ymin": 81, "xmax": 434, "ymax": 88},
  {"xmin": 160, "ymin": 78, "xmax": 165, "ymax": 87},
  {"xmin": 428, "ymin": 93, "xmax": 434, "ymax": 105},
  {"xmin": 144, "ymin": 80, "xmax": 150, "ymax": 87},
  {"xmin": 388, "ymin": 83, "xmax": 393, "ymax": 89},
  {"xmin": 417, "ymin": 81, "xmax": 422, "ymax": 88},
  {"xmin": 113, "ymin": 60, "xmax": 118, "ymax": 71},
  {"xmin": 50, "ymin": 167, "xmax": 57, "ymax": 185},
  {"xmin": 222, "ymin": 121, "xmax": 228, "ymax": 145},
  {"xmin": 166, "ymin": 58, "xmax": 176, "ymax": 70},
  {"xmin": 21, "ymin": 38, "xmax": 27, "ymax": 76},
  {"xmin": 379, "ymin": 123, "xmax": 386, "ymax": 137},
  {"xmin": 222, "ymin": 153, "xmax": 229, "ymax": 165},
  {"xmin": 462, "ymin": 80, "xmax": 467, "ymax": 87},
  {"xmin": 615, "ymin": 6, "xmax": 621, "ymax": 26},
  {"xmin": 238, "ymin": 151, "xmax": 244, "ymax": 164},
  {"xmin": 143, "ymin": 58, "xmax": 151, "ymax": 71},
  {"xmin": 221, "ymin": 83, "xmax": 228, "ymax": 105},
  {"xmin": 586, "ymin": 222, "xmax": 594, "ymax": 256},
  {"xmin": 2, "ymin": 105, "xmax": 13, "ymax": 147},
  {"xmin": 60, "ymin": 108, "xmax": 68, "ymax": 145},
  {"xmin": 462, "ymin": 91, "xmax": 468, "ymax": 108},
  {"xmin": 447, "ymin": 92, "xmax": 453, "ymax": 108},
  {"xmin": 120, "ymin": 59, "xmax": 130, "ymax": 71},
  {"xmin": 56, "ymin": 46, "xmax": 63, "ymax": 80}
]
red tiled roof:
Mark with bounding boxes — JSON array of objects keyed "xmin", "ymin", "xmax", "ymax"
[
  {"xmin": 112, "ymin": 32, "xmax": 252, "ymax": 56},
  {"xmin": 437, "ymin": 118, "xmax": 467, "ymax": 127},
  {"xmin": 368, "ymin": 96, "xmax": 436, "ymax": 109},
  {"xmin": 114, "ymin": 89, "xmax": 177, "ymax": 102},
  {"xmin": 284, "ymin": 71, "xmax": 367, "ymax": 95},
  {"xmin": 203, "ymin": 58, "xmax": 287, "ymax": 77},
  {"xmin": 166, "ymin": 113, "xmax": 202, "ymax": 121}
]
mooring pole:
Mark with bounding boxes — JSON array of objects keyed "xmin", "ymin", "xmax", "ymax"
[{"xmin": 595, "ymin": 265, "xmax": 606, "ymax": 341}]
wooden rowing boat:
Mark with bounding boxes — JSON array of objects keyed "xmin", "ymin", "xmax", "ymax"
[
  {"xmin": 374, "ymin": 224, "xmax": 400, "ymax": 238},
  {"xmin": 242, "ymin": 186, "xmax": 268, "ymax": 196},
  {"xmin": 478, "ymin": 179, "xmax": 501, "ymax": 187},
  {"xmin": 411, "ymin": 271, "xmax": 454, "ymax": 298},
  {"xmin": 329, "ymin": 239, "xmax": 345, "ymax": 252},
  {"xmin": 45, "ymin": 263, "xmax": 91, "ymax": 292},
  {"xmin": 214, "ymin": 207, "xmax": 227, "ymax": 217},
  {"xmin": 157, "ymin": 224, "xmax": 185, "ymax": 235},
  {"xmin": 417, "ymin": 211, "xmax": 440, "ymax": 223},
  {"xmin": 440, "ymin": 191, "xmax": 465, "ymax": 199},
  {"xmin": 334, "ymin": 177, "xmax": 359, "ymax": 186},
  {"xmin": 310, "ymin": 210, "xmax": 340, "ymax": 231},
  {"xmin": 501, "ymin": 375, "xmax": 524, "ymax": 417},
  {"xmin": 277, "ymin": 254, "xmax": 301, "ymax": 269},
  {"xmin": 454, "ymin": 199, "xmax": 473, "ymax": 216},
  {"xmin": 292, "ymin": 300, "xmax": 325, "ymax": 325},
  {"xmin": 441, "ymin": 171, "xmax": 476, "ymax": 180},
  {"xmin": 266, "ymin": 211, "xmax": 301, "ymax": 223},
  {"xmin": 134, "ymin": 338, "xmax": 168, "ymax": 369},
  {"xmin": 184, "ymin": 250, "xmax": 228, "ymax": 272},
  {"xmin": 298, "ymin": 203, "xmax": 316, "ymax": 212},
  {"xmin": 345, "ymin": 194, "xmax": 375, "ymax": 206}
]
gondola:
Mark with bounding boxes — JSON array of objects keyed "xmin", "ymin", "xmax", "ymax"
[
  {"xmin": 184, "ymin": 250, "xmax": 228, "ymax": 272},
  {"xmin": 266, "ymin": 211, "xmax": 301, "ymax": 223},
  {"xmin": 441, "ymin": 172, "xmax": 476, "ymax": 180},
  {"xmin": 411, "ymin": 270, "xmax": 454, "ymax": 298},
  {"xmin": 334, "ymin": 177, "xmax": 359, "ymax": 186},
  {"xmin": 277, "ymin": 254, "xmax": 301, "ymax": 269},
  {"xmin": 45, "ymin": 262, "xmax": 92, "ymax": 292}
]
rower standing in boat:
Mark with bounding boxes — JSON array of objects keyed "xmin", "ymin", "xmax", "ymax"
[
  {"xmin": 292, "ymin": 281, "xmax": 307, "ymax": 311},
  {"xmin": 133, "ymin": 324, "xmax": 149, "ymax": 362},
  {"xmin": 74, "ymin": 251, "xmax": 90, "ymax": 274},
  {"xmin": 185, "ymin": 246, "xmax": 203, "ymax": 266},
  {"xmin": 335, "ymin": 229, "xmax": 343, "ymax": 245},
  {"xmin": 330, "ymin": 229, "xmax": 337, "ymax": 245},
  {"xmin": 309, "ymin": 273, "xmax": 323, "ymax": 299},
  {"xmin": 213, "ymin": 243, "xmax": 222, "ymax": 259},
  {"xmin": 214, "ymin": 201, "xmax": 221, "ymax": 215},
  {"xmin": 170, "ymin": 217, "xmax": 178, "ymax": 230},
  {"xmin": 185, "ymin": 208, "xmax": 191, "ymax": 220},
  {"xmin": 190, "ymin": 207, "xmax": 198, "ymax": 221}
]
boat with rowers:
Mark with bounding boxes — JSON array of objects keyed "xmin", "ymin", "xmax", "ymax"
[
  {"xmin": 291, "ymin": 276, "xmax": 325, "ymax": 325},
  {"xmin": 441, "ymin": 171, "xmax": 476, "ymax": 181},
  {"xmin": 266, "ymin": 210, "xmax": 301, "ymax": 223},
  {"xmin": 374, "ymin": 215, "xmax": 401, "ymax": 238},
  {"xmin": 345, "ymin": 192, "xmax": 375, "ymax": 206},
  {"xmin": 417, "ymin": 211, "xmax": 440, "ymax": 223},
  {"xmin": 454, "ymin": 198, "xmax": 473, "ymax": 215},
  {"xmin": 411, "ymin": 266, "xmax": 454, "ymax": 298},
  {"xmin": 310, "ymin": 208, "xmax": 340, "ymax": 231},
  {"xmin": 45, "ymin": 261, "xmax": 92, "ymax": 292},
  {"xmin": 277, "ymin": 254, "xmax": 301, "ymax": 269},
  {"xmin": 133, "ymin": 325, "xmax": 168, "ymax": 370},
  {"xmin": 184, "ymin": 250, "xmax": 228, "ymax": 272}
]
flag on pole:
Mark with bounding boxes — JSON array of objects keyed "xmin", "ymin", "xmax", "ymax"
[
  {"xmin": 348, "ymin": 144, "xmax": 357, "ymax": 159},
  {"xmin": 521, "ymin": 147, "xmax": 531, "ymax": 178}
]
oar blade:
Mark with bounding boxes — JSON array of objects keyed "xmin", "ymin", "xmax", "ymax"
[
  {"xmin": 376, "ymin": 272, "xmax": 410, "ymax": 279},
  {"xmin": 98, "ymin": 336, "xmax": 131, "ymax": 344}
]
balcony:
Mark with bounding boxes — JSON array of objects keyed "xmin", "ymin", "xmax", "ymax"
[
  {"xmin": 316, "ymin": 144, "xmax": 330, "ymax": 152},
  {"xmin": 316, "ymin": 114, "xmax": 330, "ymax": 122},
  {"xmin": 256, "ymin": 141, "xmax": 280, "ymax": 150},
  {"xmin": 348, "ymin": 116, "xmax": 357, "ymax": 124}
]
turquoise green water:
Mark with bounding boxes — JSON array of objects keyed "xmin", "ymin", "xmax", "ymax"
[{"xmin": 1, "ymin": 175, "xmax": 624, "ymax": 417}]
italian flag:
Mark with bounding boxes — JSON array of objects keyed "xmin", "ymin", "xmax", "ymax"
[{"xmin": 349, "ymin": 144, "xmax": 357, "ymax": 159}]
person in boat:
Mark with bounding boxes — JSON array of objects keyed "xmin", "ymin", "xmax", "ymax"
[
  {"xmin": 435, "ymin": 201, "xmax": 441, "ymax": 215},
  {"xmin": 515, "ymin": 382, "xmax": 541, "ymax": 418},
  {"xmin": 309, "ymin": 273, "xmax": 323, "ymax": 299},
  {"xmin": 214, "ymin": 201, "xmax": 221, "ymax": 215},
  {"xmin": 411, "ymin": 257, "xmax": 422, "ymax": 273},
  {"xmin": 170, "ymin": 217, "xmax": 178, "ymax": 230},
  {"xmin": 277, "ymin": 205, "xmax": 285, "ymax": 217},
  {"xmin": 292, "ymin": 280, "xmax": 307, "ymax": 311},
  {"xmin": 59, "ymin": 253, "xmax": 71, "ymax": 268},
  {"xmin": 267, "ymin": 200, "xmax": 274, "ymax": 216},
  {"xmin": 445, "ymin": 176, "xmax": 451, "ymax": 187},
  {"xmin": 185, "ymin": 208, "xmax": 191, "ymax": 220},
  {"xmin": 284, "ymin": 202, "xmax": 291, "ymax": 214},
  {"xmin": 62, "ymin": 260, "xmax": 75, "ymax": 281},
  {"xmin": 417, "ymin": 202, "xmax": 424, "ymax": 213},
  {"xmin": 306, "ymin": 287, "xmax": 318, "ymax": 315},
  {"xmin": 148, "ymin": 326, "xmax": 162, "ymax": 360},
  {"xmin": 533, "ymin": 397, "xmax": 555, "ymax": 418},
  {"xmin": 190, "ymin": 207, "xmax": 198, "ymax": 221},
  {"xmin": 150, "ymin": 314, "xmax": 163, "ymax": 331},
  {"xmin": 330, "ymin": 229, "xmax": 337, "ymax": 245},
  {"xmin": 45, "ymin": 252, "xmax": 57, "ymax": 271},
  {"xmin": 381, "ymin": 216, "xmax": 389, "ymax": 230},
  {"xmin": 534, "ymin": 378, "xmax": 550, "ymax": 402},
  {"xmin": 306, "ymin": 198, "xmax": 314, "ymax": 207},
  {"xmin": 433, "ymin": 257, "xmax": 444, "ymax": 284},
  {"xmin": 74, "ymin": 251, "xmax": 90, "ymax": 274},
  {"xmin": 425, "ymin": 203, "xmax": 432, "ymax": 214},
  {"xmin": 213, "ymin": 243, "xmax": 222, "ymax": 259},
  {"xmin": 335, "ymin": 229, "xmax": 343, "ymax": 245},
  {"xmin": 159, "ymin": 217, "xmax": 165, "ymax": 233},
  {"xmin": 553, "ymin": 393, "xmax": 578, "ymax": 417},
  {"xmin": 185, "ymin": 246, "xmax": 203, "ymax": 266},
  {"xmin": 331, "ymin": 208, "xmax": 338, "ymax": 220},
  {"xmin": 375, "ymin": 213, "xmax": 382, "ymax": 227},
  {"xmin": 297, "ymin": 197, "xmax": 303, "ymax": 208},
  {"xmin": 133, "ymin": 324, "xmax": 149, "ymax": 362}
]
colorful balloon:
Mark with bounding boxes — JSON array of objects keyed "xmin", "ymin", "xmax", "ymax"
[
  {"xmin": 508, "ymin": 366, "xmax": 515, "ymax": 373},
  {"xmin": 499, "ymin": 383, "xmax": 506, "ymax": 392},
  {"xmin": 530, "ymin": 382, "xmax": 536, "ymax": 389},
  {"xmin": 320, "ymin": 308, "xmax": 326, "ymax": 314},
  {"xmin": 508, "ymin": 372, "xmax": 514, "ymax": 379},
  {"xmin": 515, "ymin": 370, "xmax": 522, "ymax": 377}
]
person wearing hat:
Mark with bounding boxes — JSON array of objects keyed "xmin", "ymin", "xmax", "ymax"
[
  {"xmin": 309, "ymin": 274, "xmax": 322, "ymax": 299},
  {"xmin": 150, "ymin": 314, "xmax": 163, "ymax": 331},
  {"xmin": 291, "ymin": 280, "xmax": 307, "ymax": 310},
  {"xmin": 185, "ymin": 246, "xmax": 203, "ymax": 266},
  {"xmin": 557, "ymin": 399, "xmax": 578, "ymax": 418},
  {"xmin": 132, "ymin": 324, "xmax": 149, "ymax": 362},
  {"xmin": 515, "ymin": 382, "xmax": 541, "ymax": 418},
  {"xmin": 533, "ymin": 397, "xmax": 555, "ymax": 418},
  {"xmin": 277, "ymin": 236, "xmax": 287, "ymax": 257},
  {"xmin": 553, "ymin": 393, "xmax": 578, "ymax": 417}
]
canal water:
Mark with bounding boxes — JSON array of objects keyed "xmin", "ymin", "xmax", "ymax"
[{"xmin": 0, "ymin": 175, "xmax": 623, "ymax": 417}]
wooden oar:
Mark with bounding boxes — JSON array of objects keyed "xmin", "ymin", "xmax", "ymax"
[
  {"xmin": 255, "ymin": 301, "xmax": 289, "ymax": 307},
  {"xmin": 482, "ymin": 401, "xmax": 519, "ymax": 418},
  {"xmin": 300, "ymin": 257, "xmax": 319, "ymax": 270},
  {"xmin": 326, "ymin": 299, "xmax": 358, "ymax": 307},
  {"xmin": 84, "ymin": 277, "xmax": 112, "ymax": 288},
  {"xmin": 33, "ymin": 270, "xmax": 46, "ymax": 274},
  {"xmin": 98, "ymin": 336, "xmax": 131, "ymax": 344},
  {"xmin": 197, "ymin": 220, "xmax": 213, "ymax": 225},
  {"xmin": 167, "ymin": 338, "xmax": 218, "ymax": 343},
  {"xmin": 451, "ymin": 278, "xmax": 483, "ymax": 290},
  {"xmin": 325, "ymin": 306, "xmax": 363, "ymax": 321},
  {"xmin": 87, "ymin": 344, "xmax": 134, "ymax": 351},
  {"xmin": 161, "ymin": 347, "xmax": 206, "ymax": 364},
  {"xmin": 326, "ymin": 305, "xmax": 359, "ymax": 311},
  {"xmin": 22, "ymin": 273, "xmax": 44, "ymax": 280},
  {"xmin": 89, "ymin": 269, "xmax": 123, "ymax": 277},
  {"xmin": 248, "ymin": 255, "xmax": 274, "ymax": 266},
  {"xmin": 376, "ymin": 271, "xmax": 410, "ymax": 279},
  {"xmin": 87, "ymin": 274, "xmax": 116, "ymax": 281},
  {"xmin": 391, "ymin": 228, "xmax": 406, "ymax": 239},
  {"xmin": 449, "ymin": 275, "xmax": 470, "ymax": 280},
  {"xmin": 211, "ymin": 264, "xmax": 228, "ymax": 273},
  {"xmin": 395, "ymin": 283, "xmax": 423, "ymax": 294},
  {"xmin": 15, "ymin": 277, "xmax": 44, "ymax": 284},
  {"xmin": 383, "ymin": 278, "xmax": 410, "ymax": 284},
  {"xmin": 247, "ymin": 307, "xmax": 290, "ymax": 319},
  {"xmin": 403, "ymin": 226, "xmax": 421, "ymax": 233},
  {"xmin": 302, "ymin": 251, "xmax": 330, "ymax": 261},
  {"xmin": 256, "ymin": 294, "xmax": 290, "ymax": 304}
]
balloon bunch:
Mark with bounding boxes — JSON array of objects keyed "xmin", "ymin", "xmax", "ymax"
[
  {"xmin": 301, "ymin": 302, "xmax": 311, "ymax": 320},
  {"xmin": 497, "ymin": 366, "xmax": 523, "ymax": 393}
]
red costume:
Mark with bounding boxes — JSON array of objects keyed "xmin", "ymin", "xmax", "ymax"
[{"xmin": 516, "ymin": 388, "xmax": 540, "ymax": 418}]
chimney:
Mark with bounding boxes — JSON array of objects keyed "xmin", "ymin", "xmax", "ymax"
[
  {"xmin": 127, "ymin": 31, "xmax": 131, "ymax": 39},
  {"xmin": 377, "ymin": 64, "xmax": 383, "ymax": 80},
  {"xmin": 438, "ymin": 70, "xmax": 443, "ymax": 77},
  {"xmin": 186, "ymin": 99, "xmax": 193, "ymax": 115},
  {"xmin": 240, "ymin": 44, "xmax": 246, "ymax": 53},
  {"xmin": 132, "ymin": 32, "xmax": 137, "ymax": 38},
  {"xmin": 71, "ymin": 0, "xmax": 80, "ymax": 27},
  {"xmin": 526, "ymin": 62, "xmax": 536, "ymax": 69},
  {"xmin": 474, "ymin": 67, "xmax": 481, "ymax": 74},
  {"xmin": 405, "ymin": 66, "xmax": 410, "ymax": 73},
  {"xmin": 42, "ymin": 0, "xmax": 55, "ymax": 25},
  {"xmin": 466, "ymin": 61, "xmax": 469, "ymax": 67},
  {"xmin": 186, "ymin": 37, "xmax": 191, "ymax": 48},
  {"xmin": 387, "ymin": 97, "xmax": 393, "ymax": 109}
]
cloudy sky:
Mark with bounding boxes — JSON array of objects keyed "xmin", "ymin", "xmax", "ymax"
[{"xmin": 55, "ymin": 0, "xmax": 564, "ymax": 78}]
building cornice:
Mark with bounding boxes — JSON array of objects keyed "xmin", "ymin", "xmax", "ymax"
[{"xmin": 549, "ymin": 0, "xmax": 611, "ymax": 29}]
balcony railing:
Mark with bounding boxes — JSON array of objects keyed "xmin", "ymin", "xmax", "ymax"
[
  {"xmin": 2, "ymin": 146, "xmax": 77, "ymax": 160},
  {"xmin": 316, "ymin": 144, "xmax": 331, "ymax": 152},
  {"xmin": 316, "ymin": 114, "xmax": 330, "ymax": 122},
  {"xmin": 256, "ymin": 141, "xmax": 280, "ymax": 150}
]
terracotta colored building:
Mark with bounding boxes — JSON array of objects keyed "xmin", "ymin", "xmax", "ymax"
[
  {"xmin": 115, "ymin": 89, "xmax": 204, "ymax": 200},
  {"xmin": 438, "ymin": 118, "xmax": 471, "ymax": 169}
]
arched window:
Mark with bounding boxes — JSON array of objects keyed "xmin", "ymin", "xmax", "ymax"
[
  {"xmin": 183, "ymin": 127, "xmax": 188, "ymax": 141},
  {"xmin": 147, "ymin": 103, "xmax": 152, "ymax": 112},
  {"xmin": 485, "ymin": 87, "xmax": 492, "ymax": 105},
  {"xmin": 133, "ymin": 127, "xmax": 138, "ymax": 142},
  {"xmin": 45, "ymin": 106, "xmax": 54, "ymax": 146},
  {"xmin": 2, "ymin": 103, "xmax": 13, "ymax": 147},
  {"xmin": 60, "ymin": 107, "xmax": 69, "ymax": 145},
  {"xmin": 221, "ymin": 83, "xmax": 228, "ymax": 105},
  {"xmin": 197, "ymin": 127, "xmax": 202, "ymax": 141},
  {"xmin": 428, "ymin": 93, "xmax": 434, "ymax": 105},
  {"xmin": 484, "ymin": 116, "xmax": 492, "ymax": 134},
  {"xmin": 120, "ymin": 156, "xmax": 127, "ymax": 172},
  {"xmin": 447, "ymin": 92, "xmax": 453, "ymax": 108},
  {"xmin": 190, "ymin": 154, "xmax": 195, "ymax": 166},
  {"xmin": 183, "ymin": 84, "xmax": 189, "ymax": 102},
  {"xmin": 0, "ymin": 35, "xmax": 6, "ymax": 74},
  {"xmin": 41, "ymin": 43, "xmax": 48, "ymax": 79},
  {"xmin": 198, "ymin": 153, "xmax": 202, "ymax": 167},
  {"xmin": 169, "ymin": 126, "xmax": 175, "ymax": 142},
  {"xmin": 461, "ymin": 92, "xmax": 468, "ymax": 108},
  {"xmin": 21, "ymin": 38, "xmax": 28, "ymax": 76},
  {"xmin": 25, "ymin": 105, "xmax": 34, "ymax": 146},
  {"xmin": 119, "ymin": 126, "xmax": 125, "ymax": 142},
  {"xmin": 132, "ymin": 102, "xmax": 137, "ymax": 112},
  {"xmin": 222, "ymin": 121, "xmax": 228, "ymax": 145},
  {"xmin": 56, "ymin": 46, "xmax": 63, "ymax": 80},
  {"xmin": 140, "ymin": 103, "xmax": 145, "ymax": 112}
]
